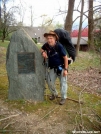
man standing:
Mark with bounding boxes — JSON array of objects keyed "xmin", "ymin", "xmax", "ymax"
[{"xmin": 41, "ymin": 31, "xmax": 68, "ymax": 105}]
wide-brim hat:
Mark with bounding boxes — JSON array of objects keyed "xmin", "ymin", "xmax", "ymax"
[{"xmin": 44, "ymin": 31, "xmax": 59, "ymax": 41}]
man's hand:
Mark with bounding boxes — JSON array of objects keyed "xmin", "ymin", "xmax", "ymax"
[
  {"xmin": 42, "ymin": 51, "xmax": 48, "ymax": 59},
  {"xmin": 63, "ymin": 70, "xmax": 68, "ymax": 77}
]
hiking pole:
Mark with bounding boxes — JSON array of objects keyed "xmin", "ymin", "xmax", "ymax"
[
  {"xmin": 44, "ymin": 57, "xmax": 49, "ymax": 101},
  {"xmin": 44, "ymin": 58, "xmax": 57, "ymax": 102},
  {"xmin": 42, "ymin": 51, "xmax": 51, "ymax": 101},
  {"xmin": 43, "ymin": 55, "xmax": 58, "ymax": 103}
]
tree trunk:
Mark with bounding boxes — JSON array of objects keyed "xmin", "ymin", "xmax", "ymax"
[
  {"xmin": 2, "ymin": 37, "xmax": 4, "ymax": 42},
  {"xmin": 2, "ymin": 28, "xmax": 6, "ymax": 42},
  {"xmin": 88, "ymin": 0, "xmax": 94, "ymax": 50},
  {"xmin": 64, "ymin": 0, "xmax": 75, "ymax": 34},
  {"xmin": 76, "ymin": 0, "xmax": 84, "ymax": 56},
  {"xmin": 1, "ymin": 0, "xmax": 6, "ymax": 42}
]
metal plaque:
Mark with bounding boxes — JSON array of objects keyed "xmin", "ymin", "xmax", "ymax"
[{"xmin": 17, "ymin": 52, "xmax": 35, "ymax": 74}]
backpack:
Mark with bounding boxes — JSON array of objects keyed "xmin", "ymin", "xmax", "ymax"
[{"xmin": 54, "ymin": 29, "xmax": 76, "ymax": 61}]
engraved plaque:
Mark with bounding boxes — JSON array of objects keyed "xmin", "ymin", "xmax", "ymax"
[{"xmin": 18, "ymin": 52, "xmax": 35, "ymax": 74}]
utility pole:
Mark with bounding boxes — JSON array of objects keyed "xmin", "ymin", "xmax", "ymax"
[
  {"xmin": 0, "ymin": 0, "xmax": 1, "ymax": 19},
  {"xmin": 30, "ymin": 6, "xmax": 33, "ymax": 27}
]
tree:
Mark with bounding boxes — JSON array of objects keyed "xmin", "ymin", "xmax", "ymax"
[
  {"xmin": 0, "ymin": 0, "xmax": 1, "ymax": 19},
  {"xmin": 94, "ymin": 27, "xmax": 101, "ymax": 72},
  {"xmin": 0, "ymin": 0, "xmax": 18, "ymax": 42},
  {"xmin": 88, "ymin": 0, "xmax": 94, "ymax": 50},
  {"xmin": 29, "ymin": 6, "xmax": 37, "ymax": 27},
  {"xmin": 54, "ymin": 22, "xmax": 63, "ymax": 29},
  {"xmin": 18, "ymin": 0, "xmax": 26, "ymax": 26},
  {"xmin": 30, "ymin": 6, "xmax": 33, "ymax": 27},
  {"xmin": 40, "ymin": 15, "xmax": 54, "ymax": 31},
  {"xmin": 0, "ymin": 0, "xmax": 1, "ymax": 29},
  {"xmin": 94, "ymin": 17, "xmax": 101, "ymax": 72},
  {"xmin": 76, "ymin": 0, "xmax": 84, "ymax": 56},
  {"xmin": 64, "ymin": 0, "xmax": 75, "ymax": 34}
]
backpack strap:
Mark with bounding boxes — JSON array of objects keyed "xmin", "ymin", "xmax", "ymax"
[
  {"xmin": 44, "ymin": 43, "xmax": 50, "ymax": 52},
  {"xmin": 44, "ymin": 43, "xmax": 59, "ymax": 56},
  {"xmin": 56, "ymin": 42, "xmax": 70, "ymax": 57},
  {"xmin": 63, "ymin": 45, "xmax": 69, "ymax": 57}
]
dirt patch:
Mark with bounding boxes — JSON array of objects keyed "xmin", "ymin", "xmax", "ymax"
[
  {"xmin": 68, "ymin": 67, "xmax": 101, "ymax": 96},
  {"xmin": 0, "ymin": 100, "xmax": 73, "ymax": 134}
]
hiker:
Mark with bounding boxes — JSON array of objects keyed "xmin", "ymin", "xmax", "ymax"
[{"xmin": 40, "ymin": 31, "xmax": 68, "ymax": 105}]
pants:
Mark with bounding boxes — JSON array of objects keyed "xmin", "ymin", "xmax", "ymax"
[{"xmin": 46, "ymin": 68, "xmax": 68, "ymax": 99}]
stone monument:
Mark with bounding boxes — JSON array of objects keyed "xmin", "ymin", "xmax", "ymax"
[{"xmin": 6, "ymin": 29, "xmax": 45, "ymax": 101}]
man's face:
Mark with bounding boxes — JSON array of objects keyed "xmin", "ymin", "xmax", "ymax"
[{"xmin": 46, "ymin": 35, "xmax": 56, "ymax": 46}]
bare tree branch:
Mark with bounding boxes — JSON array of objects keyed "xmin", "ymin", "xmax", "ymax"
[{"xmin": 0, "ymin": 113, "xmax": 21, "ymax": 122}]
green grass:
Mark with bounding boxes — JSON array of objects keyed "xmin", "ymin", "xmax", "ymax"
[
  {"xmin": 70, "ymin": 51, "xmax": 100, "ymax": 71},
  {"xmin": 0, "ymin": 40, "xmax": 10, "ymax": 48},
  {"xmin": 37, "ymin": 43, "xmax": 42, "ymax": 49}
]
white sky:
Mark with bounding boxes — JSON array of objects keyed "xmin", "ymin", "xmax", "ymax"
[
  {"xmin": 15, "ymin": 0, "xmax": 68, "ymax": 26},
  {"xmin": 5, "ymin": 0, "xmax": 100, "ymax": 28}
]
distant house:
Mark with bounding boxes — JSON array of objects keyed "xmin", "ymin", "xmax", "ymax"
[
  {"xmin": 9, "ymin": 26, "xmax": 89, "ymax": 51},
  {"xmin": 72, "ymin": 37, "xmax": 88, "ymax": 51},
  {"xmin": 8, "ymin": 26, "xmax": 48, "ymax": 44},
  {"xmin": 24, "ymin": 27, "xmax": 89, "ymax": 51},
  {"xmin": 71, "ymin": 28, "xmax": 88, "ymax": 51},
  {"xmin": 23, "ymin": 27, "xmax": 48, "ymax": 44}
]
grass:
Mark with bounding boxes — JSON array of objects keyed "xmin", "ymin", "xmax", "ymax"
[
  {"xmin": 70, "ymin": 51, "xmax": 100, "ymax": 71},
  {"xmin": 0, "ymin": 40, "xmax": 10, "ymax": 48},
  {"xmin": 37, "ymin": 43, "xmax": 42, "ymax": 49},
  {"xmin": 0, "ymin": 42, "xmax": 101, "ymax": 132}
]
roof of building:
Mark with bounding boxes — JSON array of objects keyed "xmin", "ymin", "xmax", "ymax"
[
  {"xmin": 71, "ymin": 37, "xmax": 88, "ymax": 45},
  {"xmin": 71, "ymin": 28, "xmax": 88, "ymax": 37}
]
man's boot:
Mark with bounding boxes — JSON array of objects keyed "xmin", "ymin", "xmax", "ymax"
[
  {"xmin": 49, "ymin": 94, "xmax": 58, "ymax": 100},
  {"xmin": 59, "ymin": 99, "xmax": 66, "ymax": 105}
]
